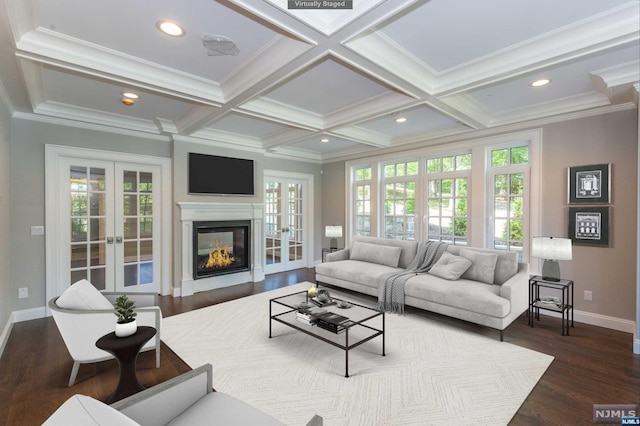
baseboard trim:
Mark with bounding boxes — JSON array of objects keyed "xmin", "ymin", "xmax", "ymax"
[
  {"xmin": 0, "ymin": 315, "xmax": 14, "ymax": 359},
  {"xmin": 537, "ymin": 308, "xmax": 635, "ymax": 334},
  {"xmin": 12, "ymin": 306, "xmax": 47, "ymax": 323},
  {"xmin": 0, "ymin": 307, "xmax": 48, "ymax": 359}
]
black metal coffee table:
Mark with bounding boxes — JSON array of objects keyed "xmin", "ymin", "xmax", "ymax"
[{"xmin": 269, "ymin": 290, "xmax": 385, "ymax": 377}]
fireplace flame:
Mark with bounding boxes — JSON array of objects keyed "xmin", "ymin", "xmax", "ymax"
[{"xmin": 205, "ymin": 239, "xmax": 234, "ymax": 268}]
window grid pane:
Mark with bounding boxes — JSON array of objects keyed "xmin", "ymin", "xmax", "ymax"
[{"xmin": 427, "ymin": 177, "xmax": 468, "ymax": 245}]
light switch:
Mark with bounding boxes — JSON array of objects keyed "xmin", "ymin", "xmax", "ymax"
[{"xmin": 31, "ymin": 225, "xmax": 45, "ymax": 236}]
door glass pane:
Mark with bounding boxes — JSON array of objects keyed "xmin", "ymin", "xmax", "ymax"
[
  {"xmin": 140, "ymin": 240, "xmax": 152, "ymax": 261},
  {"xmin": 71, "ymin": 244, "xmax": 87, "ymax": 268},
  {"xmin": 123, "ymin": 171, "xmax": 137, "ymax": 192},
  {"xmin": 123, "ymin": 218, "xmax": 138, "ymax": 239},
  {"xmin": 71, "ymin": 218, "xmax": 88, "ymax": 242},
  {"xmin": 123, "ymin": 194, "xmax": 137, "ymax": 216},
  {"xmin": 139, "ymin": 172, "xmax": 153, "ymax": 192},
  {"xmin": 70, "ymin": 167, "xmax": 87, "ymax": 189},
  {"xmin": 140, "ymin": 263, "xmax": 153, "ymax": 284},
  {"xmin": 90, "ymin": 168, "xmax": 106, "ymax": 191},
  {"xmin": 140, "ymin": 194, "xmax": 153, "ymax": 216},
  {"xmin": 90, "ymin": 218, "xmax": 106, "ymax": 241},
  {"xmin": 70, "ymin": 269, "xmax": 87, "ymax": 284},
  {"xmin": 124, "ymin": 264, "xmax": 138, "ymax": 286},
  {"xmin": 90, "ymin": 243, "xmax": 106, "ymax": 266},
  {"xmin": 139, "ymin": 218, "xmax": 153, "ymax": 238},
  {"xmin": 71, "ymin": 193, "xmax": 87, "ymax": 216},
  {"xmin": 91, "ymin": 268, "xmax": 106, "ymax": 290},
  {"xmin": 89, "ymin": 193, "xmax": 106, "ymax": 216},
  {"xmin": 124, "ymin": 241, "xmax": 138, "ymax": 263}
]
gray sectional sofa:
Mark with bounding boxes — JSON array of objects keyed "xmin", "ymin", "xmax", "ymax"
[{"xmin": 315, "ymin": 236, "xmax": 529, "ymax": 340}]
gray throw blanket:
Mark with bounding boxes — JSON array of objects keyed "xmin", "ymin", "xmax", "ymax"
[{"xmin": 377, "ymin": 241, "xmax": 448, "ymax": 314}]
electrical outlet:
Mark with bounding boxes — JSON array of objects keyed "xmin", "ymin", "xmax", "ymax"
[
  {"xmin": 584, "ymin": 290, "xmax": 592, "ymax": 301},
  {"xmin": 18, "ymin": 287, "xmax": 28, "ymax": 299}
]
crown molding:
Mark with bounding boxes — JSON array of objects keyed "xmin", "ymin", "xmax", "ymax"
[
  {"xmin": 490, "ymin": 92, "xmax": 611, "ymax": 127},
  {"xmin": 12, "ymin": 110, "xmax": 170, "ymax": 142},
  {"xmin": 35, "ymin": 101, "xmax": 161, "ymax": 134},
  {"xmin": 173, "ymin": 133, "xmax": 266, "ymax": 154},
  {"xmin": 188, "ymin": 128, "xmax": 264, "ymax": 150},
  {"xmin": 591, "ymin": 59, "xmax": 640, "ymax": 88},
  {"xmin": 16, "ymin": 28, "xmax": 226, "ymax": 104}
]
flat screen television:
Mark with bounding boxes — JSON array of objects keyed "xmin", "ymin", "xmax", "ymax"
[{"xmin": 188, "ymin": 153, "xmax": 255, "ymax": 196}]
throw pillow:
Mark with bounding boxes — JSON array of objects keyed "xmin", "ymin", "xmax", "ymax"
[
  {"xmin": 55, "ymin": 279, "xmax": 113, "ymax": 310},
  {"xmin": 350, "ymin": 242, "xmax": 402, "ymax": 268},
  {"xmin": 427, "ymin": 252, "xmax": 472, "ymax": 280},
  {"xmin": 459, "ymin": 248, "xmax": 498, "ymax": 284}
]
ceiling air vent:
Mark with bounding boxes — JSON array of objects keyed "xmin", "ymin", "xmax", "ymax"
[{"xmin": 202, "ymin": 34, "xmax": 239, "ymax": 56}]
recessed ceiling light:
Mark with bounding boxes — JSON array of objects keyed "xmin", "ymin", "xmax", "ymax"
[
  {"xmin": 122, "ymin": 92, "xmax": 139, "ymax": 99},
  {"xmin": 530, "ymin": 78, "xmax": 551, "ymax": 87},
  {"xmin": 321, "ymin": 138, "xmax": 329, "ymax": 143},
  {"xmin": 157, "ymin": 21, "xmax": 185, "ymax": 37},
  {"xmin": 122, "ymin": 98, "xmax": 135, "ymax": 106},
  {"xmin": 394, "ymin": 117, "xmax": 407, "ymax": 123}
]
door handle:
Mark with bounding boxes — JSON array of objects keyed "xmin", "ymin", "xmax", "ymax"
[
  {"xmin": 116, "ymin": 236, "xmax": 123, "ymax": 244},
  {"xmin": 107, "ymin": 237, "xmax": 114, "ymax": 245},
  {"xmin": 281, "ymin": 227, "xmax": 290, "ymax": 232}
]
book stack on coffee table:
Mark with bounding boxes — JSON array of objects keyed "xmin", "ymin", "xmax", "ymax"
[
  {"xmin": 315, "ymin": 312, "xmax": 355, "ymax": 334},
  {"xmin": 295, "ymin": 306, "xmax": 326, "ymax": 325}
]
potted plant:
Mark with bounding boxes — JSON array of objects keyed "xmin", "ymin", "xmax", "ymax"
[{"xmin": 114, "ymin": 295, "xmax": 138, "ymax": 337}]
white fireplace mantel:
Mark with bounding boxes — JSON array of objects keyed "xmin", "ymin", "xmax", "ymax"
[{"xmin": 177, "ymin": 202, "xmax": 265, "ymax": 296}]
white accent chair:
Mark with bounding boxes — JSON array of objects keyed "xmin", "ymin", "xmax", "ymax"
[{"xmin": 49, "ymin": 291, "xmax": 162, "ymax": 386}]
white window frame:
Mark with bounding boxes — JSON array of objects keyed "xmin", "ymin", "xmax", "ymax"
[{"xmin": 344, "ymin": 130, "xmax": 541, "ymax": 260}]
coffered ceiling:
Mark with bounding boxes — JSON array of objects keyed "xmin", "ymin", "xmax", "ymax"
[{"xmin": 0, "ymin": 0, "xmax": 638, "ymax": 162}]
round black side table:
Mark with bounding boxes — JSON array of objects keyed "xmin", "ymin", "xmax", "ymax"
[{"xmin": 95, "ymin": 325, "xmax": 156, "ymax": 404}]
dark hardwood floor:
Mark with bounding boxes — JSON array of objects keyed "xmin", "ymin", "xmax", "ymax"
[{"xmin": 0, "ymin": 268, "xmax": 638, "ymax": 425}]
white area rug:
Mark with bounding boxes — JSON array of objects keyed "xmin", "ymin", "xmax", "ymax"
[{"xmin": 162, "ymin": 283, "xmax": 553, "ymax": 426}]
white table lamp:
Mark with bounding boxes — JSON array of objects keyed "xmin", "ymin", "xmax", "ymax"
[
  {"xmin": 325, "ymin": 225, "xmax": 342, "ymax": 249},
  {"xmin": 531, "ymin": 237, "xmax": 572, "ymax": 282}
]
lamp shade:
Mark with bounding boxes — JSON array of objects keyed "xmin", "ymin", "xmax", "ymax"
[
  {"xmin": 531, "ymin": 237, "xmax": 572, "ymax": 260},
  {"xmin": 324, "ymin": 226, "xmax": 342, "ymax": 238}
]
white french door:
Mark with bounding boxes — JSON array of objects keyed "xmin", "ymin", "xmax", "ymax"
[
  {"xmin": 264, "ymin": 172, "xmax": 313, "ymax": 274},
  {"xmin": 46, "ymin": 145, "xmax": 171, "ymax": 301},
  {"xmin": 62, "ymin": 158, "xmax": 161, "ymax": 292}
]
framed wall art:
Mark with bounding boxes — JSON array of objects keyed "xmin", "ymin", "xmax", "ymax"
[
  {"xmin": 568, "ymin": 206, "xmax": 610, "ymax": 246},
  {"xmin": 567, "ymin": 163, "xmax": 610, "ymax": 204}
]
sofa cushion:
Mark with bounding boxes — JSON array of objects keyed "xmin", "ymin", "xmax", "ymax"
[
  {"xmin": 349, "ymin": 236, "xmax": 418, "ymax": 268},
  {"xmin": 168, "ymin": 392, "xmax": 284, "ymax": 426},
  {"xmin": 406, "ymin": 275, "xmax": 509, "ymax": 318},
  {"xmin": 445, "ymin": 246, "xmax": 518, "ymax": 284},
  {"xmin": 458, "ymin": 249, "xmax": 498, "ymax": 284},
  {"xmin": 43, "ymin": 395, "xmax": 140, "ymax": 426},
  {"xmin": 428, "ymin": 252, "xmax": 472, "ymax": 280},
  {"xmin": 350, "ymin": 241, "xmax": 402, "ymax": 267},
  {"xmin": 316, "ymin": 260, "xmax": 403, "ymax": 290},
  {"xmin": 55, "ymin": 279, "xmax": 113, "ymax": 310}
]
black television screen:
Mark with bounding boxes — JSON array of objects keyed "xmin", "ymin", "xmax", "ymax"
[{"xmin": 189, "ymin": 153, "xmax": 255, "ymax": 196}]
